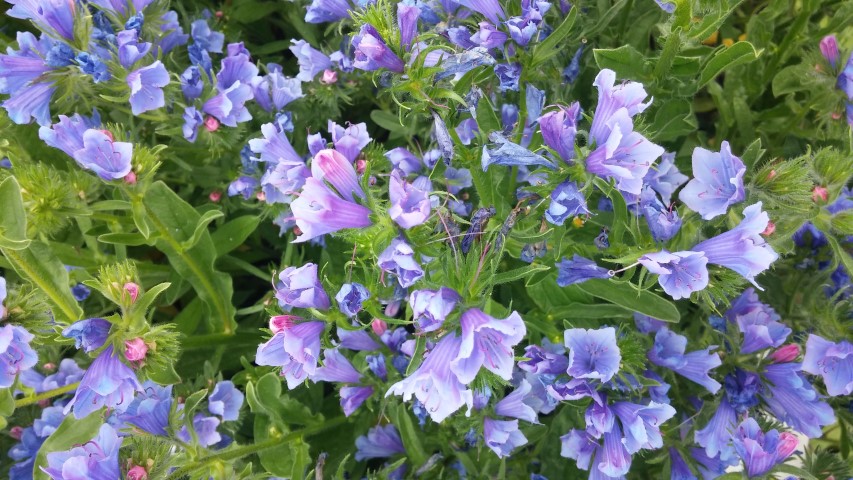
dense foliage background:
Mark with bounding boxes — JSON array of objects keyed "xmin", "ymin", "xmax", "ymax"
[{"xmin": 0, "ymin": 0, "xmax": 851, "ymax": 479}]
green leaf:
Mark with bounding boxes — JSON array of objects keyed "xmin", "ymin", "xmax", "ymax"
[
  {"xmin": 474, "ymin": 95, "xmax": 501, "ymax": 136},
  {"xmin": 33, "ymin": 412, "xmax": 105, "ymax": 480},
  {"xmin": 211, "ymin": 215, "xmax": 261, "ymax": 257},
  {"xmin": 406, "ymin": 336, "xmax": 427, "ymax": 376},
  {"xmin": 698, "ymin": 41, "xmax": 761, "ymax": 89},
  {"xmin": 97, "ymin": 232, "xmax": 148, "ymax": 246},
  {"xmin": 181, "ymin": 209, "xmax": 224, "ymax": 251},
  {"xmin": 0, "ymin": 176, "xmax": 30, "ymax": 250},
  {"xmin": 773, "ymin": 464, "xmax": 819, "ymax": 480},
  {"xmin": 0, "ymin": 388, "xmax": 14, "ymax": 417},
  {"xmin": 654, "ymin": 28, "xmax": 682, "ymax": 79},
  {"xmin": 530, "ymin": 6, "xmax": 577, "ymax": 67},
  {"xmin": 143, "ymin": 182, "xmax": 236, "ymax": 333},
  {"xmin": 492, "ymin": 264, "xmax": 550, "ymax": 285},
  {"xmin": 393, "ymin": 403, "xmax": 428, "ymax": 468},
  {"xmin": 826, "ymin": 234, "xmax": 853, "ymax": 278},
  {"xmin": 594, "ymin": 177, "xmax": 629, "ymax": 244},
  {"xmin": 650, "ymin": 99, "xmax": 697, "ymax": 142},
  {"xmin": 145, "ymin": 362, "xmax": 182, "ymax": 384},
  {"xmin": 575, "ymin": 279, "xmax": 680, "ymax": 322},
  {"xmin": 564, "ymin": 303, "xmax": 633, "ymax": 319},
  {"xmin": 128, "ymin": 282, "xmax": 171, "ymax": 319},
  {"xmin": 183, "ymin": 389, "xmax": 208, "ymax": 416},
  {"xmin": 593, "ymin": 45, "xmax": 649, "ymax": 81}
]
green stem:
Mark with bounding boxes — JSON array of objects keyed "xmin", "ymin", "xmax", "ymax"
[
  {"xmin": 15, "ymin": 382, "xmax": 80, "ymax": 408},
  {"xmin": 166, "ymin": 417, "xmax": 347, "ymax": 479},
  {"xmin": 3, "ymin": 248, "xmax": 81, "ymax": 323}
]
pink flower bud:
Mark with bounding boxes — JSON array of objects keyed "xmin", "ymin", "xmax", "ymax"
[
  {"xmin": 371, "ymin": 318, "xmax": 387, "ymax": 336},
  {"xmin": 98, "ymin": 130, "xmax": 115, "ymax": 142},
  {"xmin": 127, "ymin": 465, "xmax": 149, "ymax": 480},
  {"xmin": 320, "ymin": 69, "xmax": 338, "ymax": 84},
  {"xmin": 769, "ymin": 343, "xmax": 800, "ymax": 363},
  {"xmin": 9, "ymin": 426, "xmax": 23, "ymax": 440},
  {"xmin": 42, "ymin": 362, "xmax": 56, "ymax": 371},
  {"xmin": 215, "ymin": 10, "xmax": 224, "ymax": 18},
  {"xmin": 209, "ymin": 191, "xmax": 222, "ymax": 202},
  {"xmin": 356, "ymin": 159, "xmax": 367, "ymax": 175},
  {"xmin": 269, "ymin": 315, "xmax": 297, "ymax": 333},
  {"xmin": 812, "ymin": 186, "xmax": 829, "ymax": 202},
  {"xmin": 767, "ymin": 169, "xmax": 777, "ymax": 180},
  {"xmin": 256, "ymin": 191, "xmax": 266, "ymax": 202},
  {"xmin": 38, "ymin": 399, "xmax": 50, "ymax": 408},
  {"xmin": 203, "ymin": 115, "xmax": 220, "ymax": 132},
  {"xmin": 762, "ymin": 221, "xmax": 775, "ymax": 236},
  {"xmin": 124, "ymin": 282, "xmax": 140, "ymax": 303},
  {"xmin": 124, "ymin": 171, "xmax": 137, "ymax": 184},
  {"xmin": 776, "ymin": 432, "xmax": 799, "ymax": 459},
  {"xmin": 820, "ymin": 35, "xmax": 840, "ymax": 69},
  {"xmin": 832, "ymin": 111, "xmax": 842, "ymax": 120},
  {"xmin": 124, "ymin": 338, "xmax": 148, "ymax": 363}
]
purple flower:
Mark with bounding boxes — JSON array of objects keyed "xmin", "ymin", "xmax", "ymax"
[
  {"xmin": 217, "ymin": 52, "xmax": 259, "ymax": 89},
  {"xmin": 355, "ymin": 424, "xmax": 405, "ymax": 461},
  {"xmin": 385, "ymin": 147, "xmax": 422, "ymax": 175},
  {"xmin": 0, "ymin": 325, "xmax": 37, "ymax": 388},
  {"xmin": 679, "ymin": 142, "xmax": 746, "ymax": 219},
  {"xmin": 291, "ymin": 178, "xmax": 372, "ymax": 242},
  {"xmin": 456, "ymin": 117, "xmax": 479, "ymax": 146},
  {"xmin": 634, "ymin": 313, "xmax": 666, "ymax": 334},
  {"xmin": 338, "ymin": 329, "xmax": 381, "ymax": 351},
  {"xmin": 761, "ymin": 362, "xmax": 836, "ymax": 438},
  {"xmin": 39, "ymin": 112, "xmax": 100, "ymax": 157},
  {"xmin": 261, "ymin": 160, "xmax": 310, "ymax": 203},
  {"xmin": 563, "ymin": 45, "xmax": 584, "ymax": 84},
  {"xmin": 410, "ymin": 287, "xmax": 461, "ymax": 332},
  {"xmin": 648, "ymin": 328, "xmax": 721, "ymax": 393},
  {"xmin": 0, "ymin": 32, "xmax": 57, "ymax": 125},
  {"xmin": 182, "ymin": 106, "xmax": 203, "ymax": 142},
  {"xmin": 452, "ymin": 309, "xmax": 526, "ymax": 383},
  {"xmin": 695, "ymin": 398, "xmax": 737, "ymax": 461},
  {"xmin": 589, "ymin": 69, "xmax": 652, "ymax": 144},
  {"xmin": 72, "ymin": 129, "xmax": 133, "ymax": 180},
  {"xmin": 494, "ymin": 62, "xmax": 521, "ymax": 91},
  {"xmin": 378, "ymin": 238, "xmax": 424, "ymax": 288},
  {"xmin": 802, "ymin": 334, "xmax": 853, "ymax": 397},
  {"xmin": 564, "ymin": 327, "xmax": 621, "ymax": 383},
  {"xmin": 693, "ymin": 202, "xmax": 779, "ymax": 287},
  {"xmin": 599, "ymin": 423, "xmax": 633, "ymax": 477},
  {"xmin": 640, "ymin": 187, "xmax": 682, "ymax": 242},
  {"xmin": 398, "ymin": 3, "xmax": 420, "ymax": 49},
  {"xmin": 654, "ymin": 0, "xmax": 676, "ymax": 13},
  {"xmin": 669, "ymin": 448, "xmax": 696, "ymax": 480},
  {"xmin": 177, "ymin": 415, "xmax": 222, "ymax": 447},
  {"xmin": 305, "ymin": 0, "xmax": 354, "ymax": 23},
  {"xmin": 312, "ymin": 348, "xmax": 362, "ymax": 383},
  {"xmin": 290, "ymin": 40, "xmax": 332, "ymax": 82},
  {"xmin": 158, "ymin": 11, "xmax": 189, "ymax": 54},
  {"xmin": 539, "ymin": 103, "xmax": 581, "ymax": 163},
  {"xmin": 556, "ymin": 255, "xmax": 611, "ymax": 286},
  {"xmin": 180, "ymin": 66, "xmax": 204, "ymax": 101},
  {"xmin": 820, "ymin": 35, "xmax": 840, "ymax": 69},
  {"xmin": 470, "ymin": 22, "xmax": 507, "ymax": 50},
  {"xmin": 586, "ymin": 109, "xmax": 664, "ymax": 196},
  {"xmin": 87, "ymin": 0, "xmax": 154, "ymax": 16},
  {"xmin": 202, "ymin": 82, "xmax": 254, "ymax": 127},
  {"xmin": 274, "ymin": 263, "xmax": 330, "ymax": 309},
  {"xmin": 352, "ymin": 24, "xmax": 405, "ymax": 73},
  {"xmin": 386, "ymin": 333, "xmax": 473, "ymax": 422},
  {"xmin": 731, "ymin": 418, "xmax": 798, "ymax": 478},
  {"xmin": 43, "ymin": 424, "xmax": 121, "ymax": 480},
  {"xmin": 64, "ymin": 345, "xmax": 144, "ymax": 418},
  {"xmin": 121, "ymin": 381, "xmax": 172, "ymax": 435},
  {"xmin": 482, "ymin": 132, "xmax": 556, "ymax": 171},
  {"xmin": 518, "ymin": 341, "xmax": 569, "ymax": 375},
  {"xmin": 734, "ymin": 305, "xmax": 791, "ymax": 354},
  {"xmin": 191, "ymin": 19, "xmax": 224, "ymax": 53},
  {"xmin": 484, "ymin": 418, "xmax": 528, "ymax": 458},
  {"xmin": 367, "ymin": 352, "xmax": 387, "ymax": 379},
  {"xmin": 335, "ymin": 283, "xmax": 370, "ymax": 317},
  {"xmin": 6, "ymin": 0, "xmax": 75, "ymax": 40},
  {"xmin": 611, "ymin": 401, "xmax": 676, "ymax": 453},
  {"xmin": 251, "ymin": 70, "xmax": 303, "ymax": 112},
  {"xmin": 456, "ymin": 0, "xmax": 506, "ymax": 24},
  {"xmin": 546, "ymin": 180, "xmax": 590, "ymax": 226},
  {"xmin": 329, "ymin": 120, "xmax": 371, "ymax": 162},
  {"xmin": 117, "ymin": 29, "xmax": 151, "ymax": 69},
  {"xmin": 389, "ymin": 170, "xmax": 431, "ymax": 228},
  {"xmin": 249, "ymin": 122, "xmax": 302, "ymax": 164},
  {"xmin": 311, "ymin": 148, "xmax": 364, "ymax": 201},
  {"xmin": 209, "ymin": 381, "xmax": 244, "ymax": 421},
  {"xmin": 128, "ymin": 61, "xmax": 169, "ymax": 115},
  {"xmin": 644, "ymin": 151, "xmax": 688, "ymax": 205},
  {"xmin": 227, "ymin": 176, "xmax": 259, "ymax": 199},
  {"xmin": 341, "ymin": 385, "xmax": 374, "ymax": 416},
  {"xmin": 724, "ymin": 369, "xmax": 761, "ymax": 414},
  {"xmin": 495, "ymin": 380, "xmax": 539, "ymax": 423},
  {"xmin": 638, "ymin": 250, "xmax": 709, "ymax": 300},
  {"xmin": 61, "ymin": 318, "xmax": 111, "ymax": 353},
  {"xmin": 507, "ymin": 17, "xmax": 539, "ymax": 47},
  {"xmin": 256, "ymin": 321, "xmax": 325, "ymax": 389},
  {"xmin": 560, "ymin": 429, "xmax": 598, "ymax": 471}
]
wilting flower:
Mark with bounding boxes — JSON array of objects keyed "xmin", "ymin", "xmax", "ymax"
[
  {"xmin": 692, "ymin": 202, "xmax": 779, "ymax": 287},
  {"xmin": 761, "ymin": 362, "xmax": 836, "ymax": 438},
  {"xmin": 389, "ymin": 171, "xmax": 431, "ymax": 228},
  {"xmin": 274, "ymin": 263, "xmax": 330, "ymax": 309},
  {"xmin": 494, "ymin": 62, "xmax": 522, "ymax": 91},
  {"xmin": 731, "ymin": 418, "xmax": 798, "ymax": 478},
  {"xmin": 335, "ymin": 283, "xmax": 370, "ymax": 317},
  {"xmin": 639, "ymin": 250, "xmax": 709, "ymax": 300},
  {"xmin": 482, "ymin": 132, "xmax": 556, "ymax": 171},
  {"xmin": 209, "ymin": 381, "xmax": 244, "ymax": 421},
  {"xmin": 43, "ymin": 424, "xmax": 121, "ymax": 480},
  {"xmin": 546, "ymin": 180, "xmax": 590, "ymax": 226},
  {"xmin": 291, "ymin": 177, "xmax": 372, "ymax": 242},
  {"xmin": 65, "ymin": 345, "xmax": 144, "ymax": 418},
  {"xmin": 127, "ymin": 61, "xmax": 169, "ymax": 115},
  {"xmin": 0, "ymin": 325, "xmax": 38, "ymax": 388},
  {"xmin": 802, "ymin": 334, "xmax": 853, "ymax": 397},
  {"xmin": 410, "ymin": 287, "xmax": 461, "ymax": 332},
  {"xmin": 434, "ymin": 47, "xmax": 495, "ymax": 81},
  {"xmin": 451, "ymin": 309, "xmax": 526, "ymax": 383},
  {"xmin": 539, "ymin": 103, "xmax": 581, "ymax": 162},
  {"xmin": 378, "ymin": 238, "xmax": 424, "ymax": 288},
  {"xmin": 564, "ymin": 327, "xmax": 621, "ymax": 383},
  {"xmin": 355, "ymin": 424, "xmax": 405, "ymax": 461},
  {"xmin": 484, "ymin": 418, "xmax": 528, "ymax": 458},
  {"xmin": 72, "ymin": 129, "xmax": 133, "ymax": 180},
  {"xmin": 177, "ymin": 415, "xmax": 221, "ymax": 447},
  {"xmin": 352, "ymin": 24, "xmax": 404, "ymax": 73},
  {"xmin": 556, "ymin": 255, "xmax": 611, "ymax": 286},
  {"xmin": 648, "ymin": 328, "xmax": 722, "ymax": 393},
  {"xmin": 256, "ymin": 321, "xmax": 325, "ymax": 389},
  {"xmin": 679, "ymin": 142, "xmax": 746, "ymax": 220},
  {"xmin": 62, "ymin": 318, "xmax": 111, "ymax": 353},
  {"xmin": 386, "ymin": 333, "xmax": 473, "ymax": 422}
]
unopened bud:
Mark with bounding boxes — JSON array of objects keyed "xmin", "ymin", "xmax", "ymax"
[
  {"xmin": 42, "ymin": 362, "xmax": 56, "ymax": 371},
  {"xmin": 769, "ymin": 343, "xmax": 800, "ymax": 363},
  {"xmin": 204, "ymin": 115, "xmax": 220, "ymax": 132},
  {"xmin": 269, "ymin": 315, "xmax": 297, "ymax": 333},
  {"xmin": 123, "ymin": 282, "xmax": 140, "ymax": 303},
  {"xmin": 9, "ymin": 426, "xmax": 23, "ymax": 440},
  {"xmin": 812, "ymin": 186, "xmax": 829, "ymax": 203},
  {"xmin": 371, "ymin": 318, "xmax": 388, "ymax": 336},
  {"xmin": 99, "ymin": 130, "xmax": 115, "ymax": 142},
  {"xmin": 127, "ymin": 465, "xmax": 148, "ymax": 480},
  {"xmin": 209, "ymin": 191, "xmax": 222, "ymax": 202},
  {"xmin": 124, "ymin": 171, "xmax": 137, "ymax": 184},
  {"xmin": 320, "ymin": 69, "xmax": 338, "ymax": 84},
  {"xmin": 256, "ymin": 191, "xmax": 266, "ymax": 202},
  {"xmin": 356, "ymin": 159, "xmax": 367, "ymax": 175},
  {"xmin": 767, "ymin": 169, "xmax": 777, "ymax": 180},
  {"xmin": 820, "ymin": 35, "xmax": 840, "ymax": 69},
  {"xmin": 124, "ymin": 338, "xmax": 148, "ymax": 363},
  {"xmin": 762, "ymin": 221, "xmax": 775, "ymax": 236},
  {"xmin": 832, "ymin": 111, "xmax": 842, "ymax": 120}
]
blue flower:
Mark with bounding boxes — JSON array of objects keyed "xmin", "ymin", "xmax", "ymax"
[
  {"xmin": 611, "ymin": 400, "xmax": 676, "ymax": 453},
  {"xmin": 564, "ymin": 327, "xmax": 621, "ymax": 383},
  {"xmin": 494, "ymin": 62, "xmax": 521, "ymax": 91},
  {"xmin": 182, "ymin": 106, "xmax": 203, "ymax": 142},
  {"xmin": 451, "ymin": 308, "xmax": 526, "ymax": 383},
  {"xmin": 45, "ymin": 42, "xmax": 75, "ymax": 68},
  {"xmin": 644, "ymin": 152, "xmax": 688, "ymax": 205},
  {"xmin": 117, "ymin": 29, "xmax": 151, "ymax": 68},
  {"xmin": 157, "ymin": 11, "xmax": 189, "ymax": 54},
  {"xmin": 484, "ymin": 418, "xmax": 528, "ymax": 458},
  {"xmin": 648, "ymin": 328, "xmax": 721, "ymax": 393},
  {"xmin": 679, "ymin": 142, "xmax": 746, "ymax": 220},
  {"xmin": 290, "ymin": 40, "xmax": 332, "ymax": 82},
  {"xmin": 723, "ymin": 369, "xmax": 762, "ymax": 414},
  {"xmin": 640, "ymin": 187, "xmax": 682, "ymax": 242},
  {"xmin": 191, "ymin": 19, "xmax": 225, "ymax": 53},
  {"xmin": 177, "ymin": 415, "xmax": 222, "ymax": 447},
  {"xmin": 209, "ymin": 381, "xmax": 244, "ymax": 422},
  {"xmin": 121, "ymin": 381, "xmax": 173, "ymax": 435},
  {"xmin": 61, "ymin": 318, "xmax": 111, "ymax": 353},
  {"xmin": 802, "ymin": 334, "xmax": 853, "ymax": 397},
  {"xmin": 274, "ymin": 263, "xmax": 330, "ymax": 310},
  {"xmin": 203, "ymin": 81, "xmax": 254, "ymax": 127},
  {"xmin": 355, "ymin": 424, "xmax": 405, "ymax": 461},
  {"xmin": 0, "ymin": 325, "xmax": 37, "ymax": 388},
  {"xmin": 43, "ymin": 424, "xmax": 121, "ymax": 480},
  {"xmin": 335, "ymin": 283, "xmax": 371, "ymax": 317},
  {"xmin": 378, "ymin": 238, "xmax": 424, "ymax": 288},
  {"xmin": 760, "ymin": 362, "xmax": 835, "ymax": 438},
  {"xmin": 252, "ymin": 69, "xmax": 303, "ymax": 112},
  {"xmin": 7, "ymin": 0, "xmax": 76, "ymax": 40},
  {"xmin": 410, "ymin": 287, "xmax": 461, "ymax": 333},
  {"xmin": 75, "ymin": 52, "xmax": 111, "ymax": 83},
  {"xmin": 367, "ymin": 353, "xmax": 387, "ymax": 380},
  {"xmin": 0, "ymin": 32, "xmax": 57, "ymax": 125},
  {"xmin": 256, "ymin": 321, "xmax": 325, "ymax": 389},
  {"xmin": 562, "ymin": 45, "xmax": 584, "ymax": 84},
  {"xmin": 546, "ymin": 180, "xmax": 590, "ymax": 226},
  {"xmin": 694, "ymin": 398, "xmax": 737, "ymax": 462},
  {"xmin": 180, "ymin": 66, "xmax": 204, "ymax": 101},
  {"xmin": 639, "ymin": 250, "xmax": 709, "ymax": 300},
  {"xmin": 128, "ymin": 61, "xmax": 169, "ymax": 115},
  {"xmin": 249, "ymin": 122, "xmax": 303, "ymax": 164},
  {"xmin": 731, "ymin": 418, "xmax": 798, "ymax": 478},
  {"xmin": 556, "ymin": 255, "xmax": 611, "ymax": 286},
  {"xmin": 227, "ymin": 176, "xmax": 259, "ymax": 199},
  {"xmin": 65, "ymin": 345, "xmax": 143, "ymax": 418},
  {"xmin": 539, "ymin": 103, "xmax": 581, "ymax": 163}
]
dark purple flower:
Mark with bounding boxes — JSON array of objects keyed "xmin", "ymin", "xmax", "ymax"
[
  {"xmin": 177, "ymin": 415, "xmax": 221, "ymax": 447},
  {"xmin": 761, "ymin": 362, "xmax": 835, "ymax": 438},
  {"xmin": 692, "ymin": 202, "xmax": 779, "ymax": 287},
  {"xmin": 128, "ymin": 61, "xmax": 169, "ymax": 115},
  {"xmin": 494, "ymin": 62, "xmax": 521, "ymax": 91},
  {"xmin": 802, "ymin": 334, "xmax": 853, "ymax": 397},
  {"xmin": 410, "ymin": 287, "xmax": 461, "ymax": 332},
  {"xmin": 447, "ymin": 26, "xmax": 476, "ymax": 48},
  {"xmin": 274, "ymin": 263, "xmax": 330, "ymax": 309},
  {"xmin": 731, "ymin": 418, "xmax": 798, "ymax": 478},
  {"xmin": 43, "ymin": 424, "xmax": 121, "ymax": 480},
  {"xmin": 389, "ymin": 170, "xmax": 431, "ymax": 228},
  {"xmin": 61, "ymin": 318, "xmax": 111, "ymax": 353},
  {"xmin": 209, "ymin": 381, "xmax": 244, "ymax": 422},
  {"xmin": 256, "ymin": 321, "xmax": 325, "ymax": 389},
  {"xmin": 648, "ymin": 328, "xmax": 721, "ymax": 393},
  {"xmin": 452, "ymin": 309, "xmax": 526, "ymax": 383},
  {"xmin": 564, "ymin": 327, "xmax": 621, "ymax": 383},
  {"xmin": 546, "ymin": 180, "xmax": 590, "ymax": 226},
  {"xmin": 378, "ymin": 238, "xmax": 424, "ymax": 288},
  {"xmin": 679, "ymin": 142, "xmax": 746, "ymax": 220},
  {"xmin": 352, "ymin": 24, "xmax": 404, "ymax": 73},
  {"xmin": 556, "ymin": 255, "xmax": 611, "ymax": 286},
  {"xmin": 539, "ymin": 103, "xmax": 581, "ymax": 163},
  {"xmin": 64, "ymin": 345, "xmax": 144, "ymax": 418},
  {"xmin": 638, "ymin": 250, "xmax": 709, "ymax": 300},
  {"xmin": 290, "ymin": 39, "xmax": 332, "ymax": 82},
  {"xmin": 484, "ymin": 418, "xmax": 528, "ymax": 458},
  {"xmin": 723, "ymin": 369, "xmax": 761, "ymax": 414},
  {"xmin": 335, "ymin": 283, "xmax": 370, "ymax": 317},
  {"xmin": 355, "ymin": 424, "xmax": 405, "ymax": 461},
  {"xmin": 0, "ymin": 325, "xmax": 37, "ymax": 388},
  {"xmin": 329, "ymin": 120, "xmax": 371, "ymax": 162}
]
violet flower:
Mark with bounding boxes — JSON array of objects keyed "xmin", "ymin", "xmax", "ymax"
[
  {"xmin": 117, "ymin": 29, "xmax": 151, "ymax": 68},
  {"xmin": 802, "ymin": 334, "xmax": 853, "ymax": 396},
  {"xmin": 61, "ymin": 318, "xmax": 111, "ymax": 353},
  {"xmin": 64, "ymin": 345, "xmax": 144, "ymax": 418},
  {"xmin": 564, "ymin": 327, "xmax": 621, "ymax": 383},
  {"xmin": 256, "ymin": 321, "xmax": 325, "ymax": 389},
  {"xmin": 679, "ymin": 142, "xmax": 746, "ymax": 220},
  {"xmin": 335, "ymin": 283, "xmax": 371, "ymax": 317},
  {"xmin": 191, "ymin": 19, "xmax": 224, "ymax": 53},
  {"xmin": 456, "ymin": 0, "xmax": 506, "ymax": 24},
  {"xmin": 648, "ymin": 328, "xmax": 722, "ymax": 393},
  {"xmin": 305, "ymin": 0, "xmax": 355, "ymax": 23},
  {"xmin": 484, "ymin": 418, "xmax": 528, "ymax": 458},
  {"xmin": 470, "ymin": 22, "xmax": 507, "ymax": 50},
  {"xmin": 389, "ymin": 170, "xmax": 431, "ymax": 228},
  {"xmin": 6, "ymin": 0, "xmax": 75, "ymax": 40},
  {"xmin": 760, "ymin": 362, "xmax": 836, "ymax": 438},
  {"xmin": 638, "ymin": 250, "xmax": 709, "ymax": 300},
  {"xmin": 694, "ymin": 398, "xmax": 737, "ymax": 461},
  {"xmin": 610, "ymin": 401, "xmax": 676, "ymax": 453},
  {"xmin": 42, "ymin": 425, "xmax": 121, "ymax": 480},
  {"xmin": 589, "ymin": 69, "xmax": 652, "ymax": 144},
  {"xmin": 495, "ymin": 380, "xmax": 539, "ymax": 424},
  {"xmin": 209, "ymin": 381, "xmax": 244, "ymax": 422},
  {"xmin": 329, "ymin": 120, "xmax": 371, "ymax": 162},
  {"xmin": 274, "ymin": 263, "xmax": 331, "ymax": 309},
  {"xmin": 249, "ymin": 122, "xmax": 303, "ymax": 164},
  {"xmin": 177, "ymin": 415, "xmax": 221, "ymax": 447},
  {"xmin": 252, "ymin": 69, "xmax": 303, "ymax": 112},
  {"xmin": 120, "ymin": 381, "xmax": 172, "ymax": 436},
  {"xmin": 352, "ymin": 24, "xmax": 405, "ymax": 73},
  {"xmin": 731, "ymin": 418, "xmax": 798, "ymax": 478},
  {"xmin": 39, "ymin": 112, "xmax": 101, "ymax": 157},
  {"xmin": 73, "ymin": 129, "xmax": 133, "ymax": 180},
  {"xmin": 128, "ymin": 61, "xmax": 169, "ymax": 115},
  {"xmin": 355, "ymin": 424, "xmax": 405, "ymax": 461},
  {"xmin": 640, "ymin": 186, "xmax": 682, "ymax": 242},
  {"xmin": 0, "ymin": 32, "xmax": 58, "ymax": 125},
  {"xmin": 645, "ymin": 151, "xmax": 688, "ymax": 204},
  {"xmin": 378, "ymin": 238, "xmax": 424, "ymax": 288},
  {"xmin": 398, "ymin": 3, "xmax": 420, "ymax": 49},
  {"xmin": 451, "ymin": 309, "xmax": 526, "ymax": 383},
  {"xmin": 182, "ymin": 106, "xmax": 203, "ymax": 142},
  {"xmin": 546, "ymin": 180, "xmax": 590, "ymax": 226},
  {"xmin": 312, "ymin": 148, "xmax": 365, "ymax": 201},
  {"xmin": 410, "ymin": 287, "xmax": 461, "ymax": 332},
  {"xmin": 556, "ymin": 255, "xmax": 611, "ymax": 286},
  {"xmin": 261, "ymin": 160, "xmax": 311, "ymax": 204},
  {"xmin": 820, "ymin": 35, "xmax": 840, "ymax": 69},
  {"xmin": 539, "ymin": 103, "xmax": 581, "ymax": 163},
  {"xmin": 202, "ymin": 81, "xmax": 254, "ymax": 127},
  {"xmin": 494, "ymin": 62, "xmax": 521, "ymax": 91},
  {"xmin": 290, "ymin": 39, "xmax": 332, "ymax": 82},
  {"xmin": 290, "ymin": 178, "xmax": 372, "ymax": 242},
  {"xmin": 0, "ymin": 325, "xmax": 38, "ymax": 388}
]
